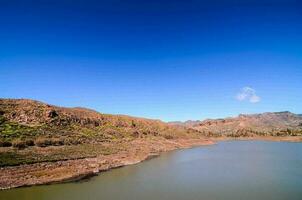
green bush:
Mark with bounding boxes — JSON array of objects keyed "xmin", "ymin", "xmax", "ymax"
[{"xmin": 0, "ymin": 115, "xmax": 6, "ymax": 124}]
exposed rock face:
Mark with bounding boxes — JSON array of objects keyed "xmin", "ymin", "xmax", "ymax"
[{"xmin": 178, "ymin": 111, "xmax": 302, "ymax": 137}]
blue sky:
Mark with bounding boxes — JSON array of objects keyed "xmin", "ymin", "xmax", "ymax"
[{"xmin": 0, "ymin": 0, "xmax": 302, "ymax": 121}]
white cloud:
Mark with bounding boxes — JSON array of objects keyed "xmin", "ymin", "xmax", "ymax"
[{"xmin": 236, "ymin": 87, "xmax": 261, "ymax": 103}]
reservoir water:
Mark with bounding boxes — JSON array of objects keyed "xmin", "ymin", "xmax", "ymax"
[{"xmin": 1, "ymin": 141, "xmax": 302, "ymax": 200}]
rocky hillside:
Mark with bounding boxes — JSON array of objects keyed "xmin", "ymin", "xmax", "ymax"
[
  {"xmin": 1, "ymin": 98, "xmax": 301, "ymax": 147},
  {"xmin": 175, "ymin": 112, "xmax": 302, "ymax": 137},
  {"xmin": 0, "ymin": 99, "xmax": 199, "ymax": 147}
]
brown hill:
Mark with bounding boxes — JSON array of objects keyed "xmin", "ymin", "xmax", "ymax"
[
  {"xmin": 0, "ymin": 98, "xmax": 198, "ymax": 146},
  {"xmin": 182, "ymin": 112, "xmax": 302, "ymax": 137}
]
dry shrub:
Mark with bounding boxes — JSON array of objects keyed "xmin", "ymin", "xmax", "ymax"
[
  {"xmin": 51, "ymin": 138, "xmax": 64, "ymax": 146},
  {"xmin": 12, "ymin": 139, "xmax": 26, "ymax": 149},
  {"xmin": 35, "ymin": 138, "xmax": 52, "ymax": 147},
  {"xmin": 131, "ymin": 131, "xmax": 140, "ymax": 138},
  {"xmin": 163, "ymin": 135, "xmax": 174, "ymax": 140},
  {"xmin": 63, "ymin": 138, "xmax": 81, "ymax": 145},
  {"xmin": 0, "ymin": 140, "xmax": 12, "ymax": 147},
  {"xmin": 25, "ymin": 139, "xmax": 35, "ymax": 146}
]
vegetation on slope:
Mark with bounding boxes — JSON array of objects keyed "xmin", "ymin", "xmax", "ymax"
[
  {"xmin": 0, "ymin": 143, "xmax": 122, "ymax": 167},
  {"xmin": 0, "ymin": 99, "xmax": 199, "ymax": 153}
]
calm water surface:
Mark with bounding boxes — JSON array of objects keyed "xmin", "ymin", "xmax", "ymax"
[{"xmin": 1, "ymin": 141, "xmax": 302, "ymax": 200}]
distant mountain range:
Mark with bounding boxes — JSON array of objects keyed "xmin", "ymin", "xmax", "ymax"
[{"xmin": 170, "ymin": 111, "xmax": 302, "ymax": 137}]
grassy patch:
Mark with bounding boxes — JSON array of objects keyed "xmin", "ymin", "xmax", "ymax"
[
  {"xmin": 0, "ymin": 121, "xmax": 38, "ymax": 140},
  {"xmin": 0, "ymin": 152, "xmax": 29, "ymax": 166},
  {"xmin": 0, "ymin": 144, "xmax": 120, "ymax": 167}
]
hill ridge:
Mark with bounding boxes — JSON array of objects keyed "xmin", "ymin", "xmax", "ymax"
[{"xmin": 0, "ymin": 98, "xmax": 198, "ymax": 147}]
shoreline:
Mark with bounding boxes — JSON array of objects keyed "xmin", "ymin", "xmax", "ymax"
[
  {"xmin": 213, "ymin": 136, "xmax": 302, "ymax": 143},
  {"xmin": 1, "ymin": 136, "xmax": 302, "ymax": 190},
  {"xmin": 0, "ymin": 138, "xmax": 214, "ymax": 190}
]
